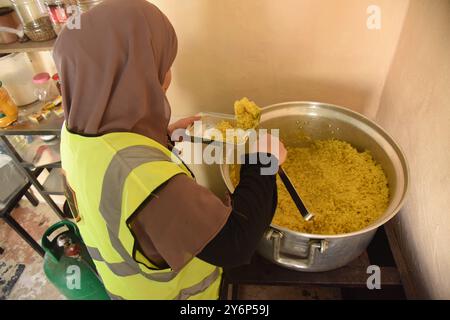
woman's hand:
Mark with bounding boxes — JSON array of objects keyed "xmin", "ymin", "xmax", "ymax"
[
  {"xmin": 250, "ymin": 133, "xmax": 287, "ymax": 166},
  {"xmin": 168, "ymin": 116, "xmax": 201, "ymax": 137}
]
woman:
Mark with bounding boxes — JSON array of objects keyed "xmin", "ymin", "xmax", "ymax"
[{"xmin": 55, "ymin": 0, "xmax": 286, "ymax": 300}]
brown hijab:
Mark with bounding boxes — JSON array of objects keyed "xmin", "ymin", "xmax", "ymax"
[
  {"xmin": 54, "ymin": 0, "xmax": 231, "ymax": 271},
  {"xmin": 54, "ymin": 0, "xmax": 175, "ymax": 145}
]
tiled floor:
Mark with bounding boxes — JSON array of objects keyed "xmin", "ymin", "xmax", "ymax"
[
  {"xmin": 0, "ymin": 199, "xmax": 63, "ymax": 299},
  {"xmin": 1, "ymin": 198, "xmax": 340, "ymax": 300}
]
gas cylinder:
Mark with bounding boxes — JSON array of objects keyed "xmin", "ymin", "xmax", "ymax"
[{"xmin": 42, "ymin": 220, "xmax": 110, "ymax": 300}]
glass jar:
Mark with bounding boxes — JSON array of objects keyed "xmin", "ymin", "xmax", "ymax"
[
  {"xmin": 10, "ymin": 0, "xmax": 56, "ymax": 42},
  {"xmin": 52, "ymin": 73, "xmax": 61, "ymax": 95},
  {"xmin": 76, "ymin": 0, "xmax": 103, "ymax": 13},
  {"xmin": 44, "ymin": 0, "xmax": 69, "ymax": 34},
  {"xmin": 32, "ymin": 72, "xmax": 51, "ymax": 103},
  {"xmin": 0, "ymin": 81, "xmax": 19, "ymax": 128}
]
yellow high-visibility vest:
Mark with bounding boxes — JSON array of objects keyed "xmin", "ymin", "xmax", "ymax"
[{"xmin": 60, "ymin": 125, "xmax": 222, "ymax": 300}]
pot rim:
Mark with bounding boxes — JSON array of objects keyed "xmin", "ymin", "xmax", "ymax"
[{"xmin": 221, "ymin": 101, "xmax": 410, "ymax": 239}]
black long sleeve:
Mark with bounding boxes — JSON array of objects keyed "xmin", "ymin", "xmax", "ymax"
[{"xmin": 197, "ymin": 154, "xmax": 278, "ymax": 267}]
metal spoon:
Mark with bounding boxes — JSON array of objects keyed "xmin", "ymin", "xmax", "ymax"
[{"xmin": 278, "ymin": 166, "xmax": 314, "ymax": 221}]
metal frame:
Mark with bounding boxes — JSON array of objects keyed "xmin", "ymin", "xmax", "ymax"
[
  {"xmin": 0, "ymin": 180, "xmax": 44, "ymax": 257},
  {"xmin": 0, "ymin": 47, "xmax": 64, "ymax": 258},
  {"xmin": 220, "ymin": 227, "xmax": 406, "ymax": 300},
  {"xmin": 1, "ymin": 136, "xmax": 64, "ymax": 219}
]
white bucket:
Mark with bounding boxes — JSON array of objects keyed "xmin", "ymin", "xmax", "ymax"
[{"xmin": 0, "ymin": 52, "xmax": 37, "ymax": 106}]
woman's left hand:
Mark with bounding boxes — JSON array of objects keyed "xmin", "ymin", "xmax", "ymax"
[{"xmin": 168, "ymin": 116, "xmax": 201, "ymax": 137}]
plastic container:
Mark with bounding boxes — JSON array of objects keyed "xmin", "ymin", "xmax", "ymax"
[
  {"xmin": 33, "ymin": 72, "xmax": 58, "ymax": 103},
  {"xmin": 185, "ymin": 112, "xmax": 251, "ymax": 145},
  {"xmin": 44, "ymin": 0, "xmax": 69, "ymax": 34},
  {"xmin": 52, "ymin": 73, "xmax": 61, "ymax": 95},
  {"xmin": 0, "ymin": 80, "xmax": 18, "ymax": 128},
  {"xmin": 0, "ymin": 52, "xmax": 38, "ymax": 106},
  {"xmin": 10, "ymin": 0, "xmax": 56, "ymax": 42},
  {"xmin": 33, "ymin": 72, "xmax": 51, "ymax": 102}
]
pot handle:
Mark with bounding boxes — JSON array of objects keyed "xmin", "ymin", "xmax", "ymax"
[{"xmin": 267, "ymin": 229, "xmax": 328, "ymax": 270}]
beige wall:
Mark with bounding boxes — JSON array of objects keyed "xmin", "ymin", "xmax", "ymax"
[
  {"xmin": 151, "ymin": 0, "xmax": 408, "ymax": 118},
  {"xmin": 2, "ymin": 0, "xmax": 408, "ymax": 117},
  {"xmin": 376, "ymin": 0, "xmax": 450, "ymax": 299}
]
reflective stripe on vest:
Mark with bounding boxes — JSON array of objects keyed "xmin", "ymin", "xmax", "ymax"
[
  {"xmin": 107, "ymin": 290, "xmax": 124, "ymax": 301},
  {"xmin": 86, "ymin": 245, "xmax": 178, "ymax": 282},
  {"xmin": 88, "ymin": 244, "xmax": 221, "ymax": 300},
  {"xmin": 98, "ymin": 145, "xmax": 179, "ymax": 282},
  {"xmin": 61, "ymin": 126, "xmax": 222, "ymax": 300},
  {"xmin": 174, "ymin": 267, "xmax": 221, "ymax": 300}
]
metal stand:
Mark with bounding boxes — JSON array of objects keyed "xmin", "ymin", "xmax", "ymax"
[
  {"xmin": 1, "ymin": 136, "xmax": 64, "ymax": 219},
  {"xmin": 3, "ymin": 214, "xmax": 45, "ymax": 257},
  {"xmin": 0, "ymin": 182, "xmax": 45, "ymax": 257},
  {"xmin": 0, "ymin": 100, "xmax": 65, "ymax": 257},
  {"xmin": 220, "ymin": 227, "xmax": 406, "ymax": 300}
]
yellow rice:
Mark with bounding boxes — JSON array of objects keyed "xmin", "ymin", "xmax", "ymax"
[
  {"xmin": 230, "ymin": 139, "xmax": 390, "ymax": 235},
  {"xmin": 215, "ymin": 97, "xmax": 261, "ymax": 135},
  {"xmin": 234, "ymin": 97, "xmax": 261, "ymax": 130}
]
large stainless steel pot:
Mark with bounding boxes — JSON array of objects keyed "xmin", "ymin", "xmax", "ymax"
[{"xmin": 220, "ymin": 102, "xmax": 409, "ymax": 272}]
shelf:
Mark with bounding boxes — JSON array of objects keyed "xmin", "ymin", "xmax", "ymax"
[
  {"xmin": 4, "ymin": 134, "xmax": 61, "ymax": 168},
  {"xmin": 22, "ymin": 161, "xmax": 61, "ymax": 169},
  {"xmin": 0, "ymin": 100, "xmax": 64, "ymax": 136},
  {"xmin": 42, "ymin": 168, "xmax": 64, "ymax": 195},
  {"xmin": 0, "ymin": 39, "xmax": 55, "ymax": 54}
]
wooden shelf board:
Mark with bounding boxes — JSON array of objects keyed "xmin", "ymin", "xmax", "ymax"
[{"xmin": 0, "ymin": 39, "xmax": 55, "ymax": 54}]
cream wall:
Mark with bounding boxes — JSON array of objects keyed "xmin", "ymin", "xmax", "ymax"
[
  {"xmin": 376, "ymin": 0, "xmax": 450, "ymax": 299},
  {"xmin": 2, "ymin": 0, "xmax": 408, "ymax": 117},
  {"xmin": 151, "ymin": 0, "xmax": 408, "ymax": 119}
]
